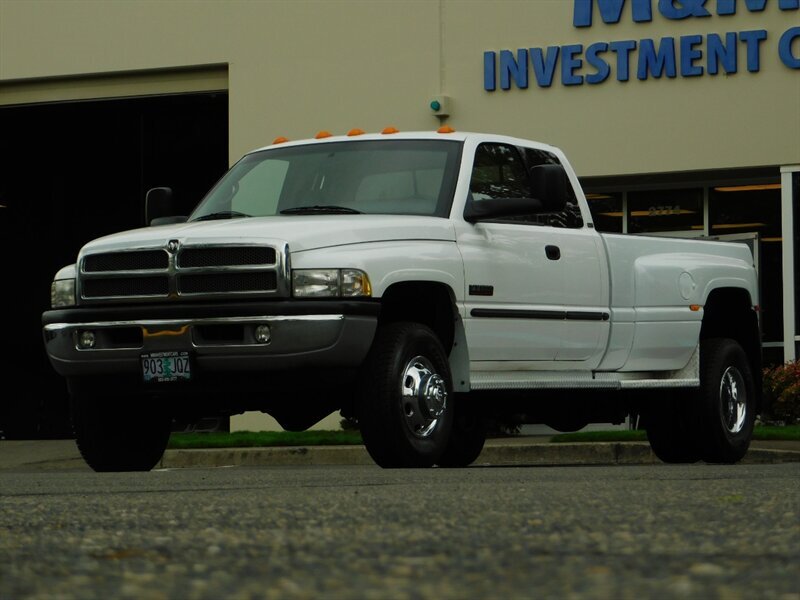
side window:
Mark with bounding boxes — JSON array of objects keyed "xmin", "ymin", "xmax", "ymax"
[{"xmin": 470, "ymin": 143, "xmax": 532, "ymax": 200}]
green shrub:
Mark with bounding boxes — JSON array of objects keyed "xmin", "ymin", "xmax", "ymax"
[{"xmin": 762, "ymin": 360, "xmax": 800, "ymax": 424}]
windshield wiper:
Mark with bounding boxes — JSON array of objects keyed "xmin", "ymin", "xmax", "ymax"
[
  {"xmin": 280, "ymin": 205, "xmax": 362, "ymax": 215},
  {"xmin": 192, "ymin": 211, "xmax": 252, "ymax": 222}
]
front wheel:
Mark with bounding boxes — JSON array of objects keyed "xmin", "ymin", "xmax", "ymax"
[
  {"xmin": 437, "ymin": 395, "xmax": 486, "ymax": 467},
  {"xmin": 696, "ymin": 338, "xmax": 756, "ymax": 463},
  {"xmin": 72, "ymin": 394, "xmax": 172, "ymax": 472},
  {"xmin": 357, "ymin": 322, "xmax": 453, "ymax": 468},
  {"xmin": 643, "ymin": 395, "xmax": 701, "ymax": 464}
]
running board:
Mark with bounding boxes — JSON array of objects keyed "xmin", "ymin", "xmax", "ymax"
[{"xmin": 469, "ymin": 372, "xmax": 699, "ymax": 391}]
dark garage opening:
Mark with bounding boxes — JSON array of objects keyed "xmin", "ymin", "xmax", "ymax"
[{"xmin": 0, "ymin": 92, "xmax": 229, "ymax": 438}]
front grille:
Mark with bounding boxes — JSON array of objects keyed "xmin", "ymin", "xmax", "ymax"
[
  {"xmin": 82, "ymin": 276, "xmax": 169, "ymax": 298},
  {"xmin": 83, "ymin": 250, "xmax": 168, "ymax": 272},
  {"xmin": 178, "ymin": 272, "xmax": 278, "ymax": 294},
  {"xmin": 179, "ymin": 247, "xmax": 276, "ymax": 268},
  {"xmin": 79, "ymin": 243, "xmax": 285, "ymax": 303}
]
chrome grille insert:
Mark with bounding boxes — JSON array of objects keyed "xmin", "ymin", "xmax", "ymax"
[
  {"xmin": 83, "ymin": 250, "xmax": 168, "ymax": 272},
  {"xmin": 179, "ymin": 247, "xmax": 276, "ymax": 268},
  {"xmin": 79, "ymin": 244, "xmax": 286, "ymax": 303},
  {"xmin": 178, "ymin": 272, "xmax": 278, "ymax": 295},
  {"xmin": 82, "ymin": 276, "xmax": 169, "ymax": 298}
]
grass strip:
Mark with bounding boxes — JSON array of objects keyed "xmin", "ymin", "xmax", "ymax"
[
  {"xmin": 168, "ymin": 425, "xmax": 799, "ymax": 449},
  {"xmin": 550, "ymin": 424, "xmax": 800, "ymax": 443},
  {"xmin": 550, "ymin": 430, "xmax": 647, "ymax": 443},
  {"xmin": 168, "ymin": 430, "xmax": 362, "ymax": 449}
]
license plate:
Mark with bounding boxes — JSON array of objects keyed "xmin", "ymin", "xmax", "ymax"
[{"xmin": 141, "ymin": 351, "xmax": 191, "ymax": 383}]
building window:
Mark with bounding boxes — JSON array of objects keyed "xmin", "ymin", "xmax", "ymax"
[
  {"xmin": 710, "ymin": 183, "xmax": 783, "ymax": 343},
  {"xmin": 709, "ymin": 184, "xmax": 782, "ymax": 238},
  {"xmin": 627, "ymin": 188, "xmax": 704, "ymax": 234},
  {"xmin": 585, "ymin": 192, "xmax": 623, "ymax": 233}
]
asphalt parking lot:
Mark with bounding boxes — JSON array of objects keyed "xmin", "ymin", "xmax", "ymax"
[{"xmin": 1, "ymin": 462, "xmax": 798, "ymax": 599}]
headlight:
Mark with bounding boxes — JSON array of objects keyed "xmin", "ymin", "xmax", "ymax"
[
  {"xmin": 51, "ymin": 279, "xmax": 76, "ymax": 308},
  {"xmin": 292, "ymin": 269, "xmax": 372, "ymax": 298}
]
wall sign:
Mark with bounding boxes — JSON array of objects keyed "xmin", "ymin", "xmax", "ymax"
[{"xmin": 484, "ymin": 0, "xmax": 800, "ymax": 90}]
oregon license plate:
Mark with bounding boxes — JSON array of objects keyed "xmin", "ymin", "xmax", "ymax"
[{"xmin": 141, "ymin": 351, "xmax": 191, "ymax": 383}]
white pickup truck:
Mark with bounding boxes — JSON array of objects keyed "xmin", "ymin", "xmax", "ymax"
[{"xmin": 42, "ymin": 130, "xmax": 762, "ymax": 471}]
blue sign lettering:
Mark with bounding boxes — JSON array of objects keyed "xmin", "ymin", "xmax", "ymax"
[
  {"xmin": 574, "ymin": 0, "xmax": 653, "ymax": 26},
  {"xmin": 562, "ymin": 44, "xmax": 585, "ymax": 84},
  {"xmin": 707, "ymin": 32, "xmax": 738, "ymax": 73},
  {"xmin": 740, "ymin": 29, "xmax": 768, "ymax": 70},
  {"xmin": 638, "ymin": 38, "xmax": 677, "ymax": 78},
  {"xmin": 586, "ymin": 42, "xmax": 612, "ymax": 83},
  {"xmin": 530, "ymin": 46, "xmax": 561, "ymax": 87},
  {"xmin": 575, "ymin": 0, "xmax": 797, "ymax": 26},
  {"xmin": 658, "ymin": 0, "xmax": 711, "ymax": 20},
  {"xmin": 500, "ymin": 49, "xmax": 529, "ymax": 89},
  {"xmin": 779, "ymin": 26, "xmax": 800, "ymax": 67},
  {"xmin": 680, "ymin": 34, "xmax": 705, "ymax": 75},
  {"xmin": 609, "ymin": 40, "xmax": 638, "ymax": 80},
  {"xmin": 484, "ymin": 51, "xmax": 496, "ymax": 91},
  {"xmin": 483, "ymin": 2, "xmax": 798, "ymax": 91}
]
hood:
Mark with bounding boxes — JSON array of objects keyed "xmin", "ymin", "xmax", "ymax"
[{"xmin": 78, "ymin": 215, "xmax": 456, "ymax": 257}]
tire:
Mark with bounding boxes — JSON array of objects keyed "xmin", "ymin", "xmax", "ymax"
[
  {"xmin": 357, "ymin": 322, "xmax": 453, "ymax": 468},
  {"xmin": 437, "ymin": 395, "xmax": 486, "ymax": 468},
  {"xmin": 644, "ymin": 395, "xmax": 701, "ymax": 464},
  {"xmin": 72, "ymin": 394, "xmax": 172, "ymax": 472},
  {"xmin": 696, "ymin": 338, "xmax": 756, "ymax": 464}
]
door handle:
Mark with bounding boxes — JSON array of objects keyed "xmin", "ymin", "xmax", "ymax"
[{"xmin": 545, "ymin": 245, "xmax": 561, "ymax": 260}]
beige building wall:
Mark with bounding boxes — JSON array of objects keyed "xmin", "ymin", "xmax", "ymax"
[
  {"xmin": 2, "ymin": 0, "xmax": 798, "ymax": 176},
  {"xmin": 2, "ymin": 0, "xmax": 798, "ymax": 431}
]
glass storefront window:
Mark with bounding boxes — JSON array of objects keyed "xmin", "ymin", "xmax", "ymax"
[
  {"xmin": 710, "ymin": 183, "xmax": 783, "ymax": 343},
  {"xmin": 709, "ymin": 184, "xmax": 782, "ymax": 238},
  {"xmin": 585, "ymin": 192, "xmax": 623, "ymax": 233},
  {"xmin": 627, "ymin": 188, "xmax": 703, "ymax": 234}
]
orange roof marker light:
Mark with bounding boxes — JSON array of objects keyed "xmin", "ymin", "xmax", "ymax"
[
  {"xmin": 347, "ymin": 128, "xmax": 366, "ymax": 136},
  {"xmin": 272, "ymin": 136, "xmax": 289, "ymax": 145},
  {"xmin": 437, "ymin": 126, "xmax": 456, "ymax": 134},
  {"xmin": 381, "ymin": 127, "xmax": 400, "ymax": 134},
  {"xmin": 315, "ymin": 131, "xmax": 333, "ymax": 139}
]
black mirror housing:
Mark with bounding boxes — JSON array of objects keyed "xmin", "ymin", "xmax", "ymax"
[
  {"xmin": 530, "ymin": 164, "xmax": 569, "ymax": 213},
  {"xmin": 463, "ymin": 196, "xmax": 544, "ymax": 223},
  {"xmin": 145, "ymin": 187, "xmax": 187, "ymax": 226}
]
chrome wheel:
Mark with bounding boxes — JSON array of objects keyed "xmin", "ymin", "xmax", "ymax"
[
  {"xmin": 720, "ymin": 365, "xmax": 746, "ymax": 434},
  {"xmin": 357, "ymin": 322, "xmax": 453, "ymax": 468},
  {"xmin": 400, "ymin": 355, "xmax": 447, "ymax": 438},
  {"xmin": 695, "ymin": 338, "xmax": 756, "ymax": 464}
]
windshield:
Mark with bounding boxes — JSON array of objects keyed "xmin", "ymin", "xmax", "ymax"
[{"xmin": 189, "ymin": 139, "xmax": 462, "ymax": 221}]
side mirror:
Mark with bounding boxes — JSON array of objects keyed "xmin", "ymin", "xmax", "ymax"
[
  {"xmin": 463, "ymin": 196, "xmax": 543, "ymax": 223},
  {"xmin": 145, "ymin": 187, "xmax": 188, "ymax": 226},
  {"xmin": 530, "ymin": 164, "xmax": 569, "ymax": 213}
]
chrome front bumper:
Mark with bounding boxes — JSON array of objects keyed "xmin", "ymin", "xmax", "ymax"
[{"xmin": 42, "ymin": 301, "xmax": 379, "ymax": 377}]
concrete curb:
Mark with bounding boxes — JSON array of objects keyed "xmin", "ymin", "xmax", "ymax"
[
  {"xmin": 2, "ymin": 439, "xmax": 796, "ymax": 471},
  {"xmin": 158, "ymin": 442, "xmax": 800, "ymax": 469}
]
